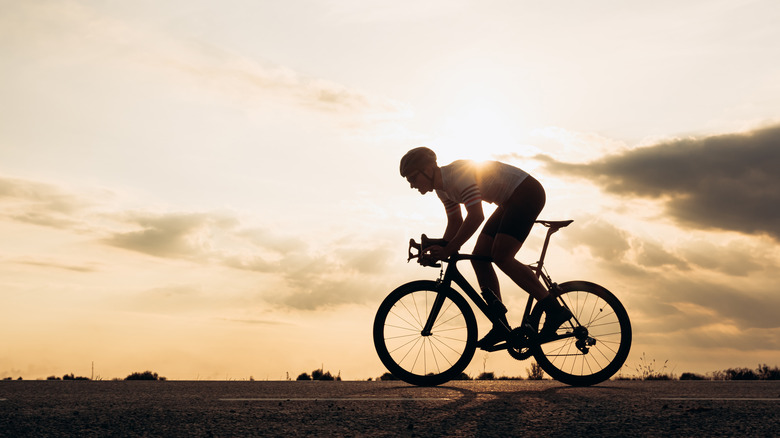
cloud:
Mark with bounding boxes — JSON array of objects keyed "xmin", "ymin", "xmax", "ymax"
[
  {"xmin": 162, "ymin": 47, "xmax": 407, "ymax": 116},
  {"xmin": 1, "ymin": 1, "xmax": 408, "ymax": 119},
  {"xmin": 0, "ymin": 173, "xmax": 394, "ymax": 311},
  {"xmin": 563, "ymin": 217, "xmax": 631, "ymax": 260},
  {"xmin": 0, "ymin": 176, "xmax": 89, "ymax": 229},
  {"xmin": 104, "ymin": 212, "xmax": 237, "ymax": 259},
  {"xmin": 539, "ymin": 124, "xmax": 780, "ymax": 240},
  {"xmin": 562, "ymin": 215, "xmax": 771, "ymax": 278},
  {"xmin": 10, "ymin": 257, "xmax": 98, "ymax": 273}
]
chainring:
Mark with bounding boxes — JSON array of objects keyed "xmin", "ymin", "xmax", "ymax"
[{"xmin": 506, "ymin": 325, "xmax": 536, "ymax": 361}]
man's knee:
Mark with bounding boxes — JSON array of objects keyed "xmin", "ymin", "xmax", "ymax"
[
  {"xmin": 491, "ymin": 249, "xmax": 515, "ymax": 268},
  {"xmin": 471, "ymin": 259, "xmax": 492, "ymax": 273},
  {"xmin": 491, "ymin": 234, "xmax": 521, "ymax": 267}
]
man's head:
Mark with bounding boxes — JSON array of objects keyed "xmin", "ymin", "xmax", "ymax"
[{"xmin": 400, "ymin": 147, "xmax": 437, "ymax": 194}]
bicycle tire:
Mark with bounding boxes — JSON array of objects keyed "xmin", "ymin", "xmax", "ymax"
[
  {"xmin": 530, "ymin": 281, "xmax": 632, "ymax": 386},
  {"xmin": 373, "ymin": 280, "xmax": 477, "ymax": 386}
]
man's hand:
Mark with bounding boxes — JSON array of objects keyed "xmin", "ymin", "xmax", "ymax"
[{"xmin": 428, "ymin": 245, "xmax": 454, "ymax": 261}]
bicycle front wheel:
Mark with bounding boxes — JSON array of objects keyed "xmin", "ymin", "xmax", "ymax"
[
  {"xmin": 531, "ymin": 281, "xmax": 632, "ymax": 386},
  {"xmin": 373, "ymin": 280, "xmax": 477, "ymax": 386}
]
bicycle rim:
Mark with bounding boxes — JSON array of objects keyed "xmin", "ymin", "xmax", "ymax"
[
  {"xmin": 531, "ymin": 281, "xmax": 632, "ymax": 386},
  {"xmin": 373, "ymin": 281, "xmax": 477, "ymax": 386}
]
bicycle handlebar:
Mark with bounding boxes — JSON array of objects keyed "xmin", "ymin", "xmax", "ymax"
[{"xmin": 407, "ymin": 234, "xmax": 491, "ymax": 267}]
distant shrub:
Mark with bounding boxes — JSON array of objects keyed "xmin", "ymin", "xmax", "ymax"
[
  {"xmin": 379, "ymin": 372, "xmax": 398, "ymax": 381},
  {"xmin": 311, "ymin": 368, "xmax": 335, "ymax": 381},
  {"xmin": 497, "ymin": 375, "xmax": 524, "ymax": 380},
  {"xmin": 680, "ymin": 372, "xmax": 706, "ymax": 380},
  {"xmin": 46, "ymin": 375, "xmax": 61, "ymax": 381},
  {"xmin": 125, "ymin": 371, "xmax": 166, "ymax": 381},
  {"xmin": 297, "ymin": 368, "xmax": 341, "ymax": 381},
  {"xmin": 757, "ymin": 364, "xmax": 780, "ymax": 380},
  {"xmin": 477, "ymin": 372, "xmax": 495, "ymax": 380},
  {"xmin": 724, "ymin": 367, "xmax": 759, "ymax": 380},
  {"xmin": 453, "ymin": 372, "xmax": 471, "ymax": 380},
  {"xmin": 62, "ymin": 373, "xmax": 90, "ymax": 381}
]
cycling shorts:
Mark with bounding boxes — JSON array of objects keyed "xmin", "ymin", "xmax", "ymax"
[{"xmin": 480, "ymin": 175, "xmax": 545, "ymax": 243}]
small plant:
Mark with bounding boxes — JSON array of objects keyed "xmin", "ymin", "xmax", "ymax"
[
  {"xmin": 527, "ymin": 362, "xmax": 544, "ymax": 380},
  {"xmin": 476, "ymin": 372, "xmax": 495, "ymax": 380},
  {"xmin": 379, "ymin": 372, "xmax": 398, "ymax": 381},
  {"xmin": 635, "ymin": 353, "xmax": 671, "ymax": 380}
]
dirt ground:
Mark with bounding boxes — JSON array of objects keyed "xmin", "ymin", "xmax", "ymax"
[{"xmin": 1, "ymin": 380, "xmax": 779, "ymax": 437}]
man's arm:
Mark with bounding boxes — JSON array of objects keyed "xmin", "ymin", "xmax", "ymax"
[
  {"xmin": 433, "ymin": 202, "xmax": 484, "ymax": 259},
  {"xmin": 446, "ymin": 202, "xmax": 484, "ymax": 253},
  {"xmin": 442, "ymin": 209, "xmax": 463, "ymax": 242}
]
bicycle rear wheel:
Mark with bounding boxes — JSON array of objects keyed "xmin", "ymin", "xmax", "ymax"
[
  {"xmin": 373, "ymin": 280, "xmax": 477, "ymax": 386},
  {"xmin": 530, "ymin": 281, "xmax": 631, "ymax": 386}
]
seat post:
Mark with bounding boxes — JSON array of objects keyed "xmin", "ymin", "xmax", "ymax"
[{"xmin": 536, "ymin": 226, "xmax": 558, "ymax": 273}]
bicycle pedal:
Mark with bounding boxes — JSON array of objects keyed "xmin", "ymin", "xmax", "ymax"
[{"xmin": 479, "ymin": 342, "xmax": 508, "ymax": 352}]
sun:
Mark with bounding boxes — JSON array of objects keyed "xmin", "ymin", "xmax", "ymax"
[{"xmin": 432, "ymin": 96, "xmax": 528, "ymax": 164}]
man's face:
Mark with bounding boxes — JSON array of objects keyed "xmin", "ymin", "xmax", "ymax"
[{"xmin": 407, "ymin": 167, "xmax": 433, "ymax": 194}]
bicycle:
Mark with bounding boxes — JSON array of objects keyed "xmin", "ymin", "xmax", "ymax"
[{"xmin": 373, "ymin": 220, "xmax": 632, "ymax": 386}]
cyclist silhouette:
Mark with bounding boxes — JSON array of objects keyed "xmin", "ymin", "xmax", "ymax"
[{"xmin": 400, "ymin": 147, "xmax": 571, "ymax": 348}]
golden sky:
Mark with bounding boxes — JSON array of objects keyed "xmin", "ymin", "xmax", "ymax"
[{"xmin": 2, "ymin": 0, "xmax": 779, "ymax": 380}]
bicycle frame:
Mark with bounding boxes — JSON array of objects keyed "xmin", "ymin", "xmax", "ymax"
[{"xmin": 412, "ymin": 220, "xmax": 574, "ymax": 344}]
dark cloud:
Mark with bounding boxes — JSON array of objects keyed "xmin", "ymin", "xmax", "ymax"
[
  {"xmin": 643, "ymin": 276, "xmax": 780, "ymax": 332},
  {"xmin": 539, "ymin": 124, "xmax": 780, "ymax": 239}
]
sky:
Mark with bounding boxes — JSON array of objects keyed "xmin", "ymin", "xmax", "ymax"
[{"xmin": 1, "ymin": 0, "xmax": 779, "ymax": 380}]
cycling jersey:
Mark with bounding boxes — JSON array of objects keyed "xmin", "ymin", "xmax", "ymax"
[{"xmin": 436, "ymin": 160, "xmax": 529, "ymax": 216}]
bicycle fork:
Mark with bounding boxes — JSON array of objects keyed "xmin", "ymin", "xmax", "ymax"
[{"xmin": 421, "ymin": 292, "xmax": 446, "ymax": 336}]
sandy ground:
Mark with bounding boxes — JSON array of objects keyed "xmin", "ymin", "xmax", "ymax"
[{"xmin": 1, "ymin": 380, "xmax": 779, "ymax": 437}]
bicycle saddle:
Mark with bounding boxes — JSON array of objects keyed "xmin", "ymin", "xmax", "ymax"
[{"xmin": 535, "ymin": 220, "xmax": 573, "ymax": 229}]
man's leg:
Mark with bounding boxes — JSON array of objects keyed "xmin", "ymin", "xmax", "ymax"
[
  {"xmin": 492, "ymin": 233, "xmax": 572, "ymax": 336},
  {"xmin": 491, "ymin": 233, "xmax": 549, "ymax": 301},
  {"xmin": 472, "ymin": 233, "xmax": 511, "ymax": 348},
  {"xmin": 471, "ymin": 233, "xmax": 500, "ymax": 298}
]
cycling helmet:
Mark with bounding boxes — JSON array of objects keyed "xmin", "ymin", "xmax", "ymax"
[{"xmin": 399, "ymin": 147, "xmax": 437, "ymax": 177}]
